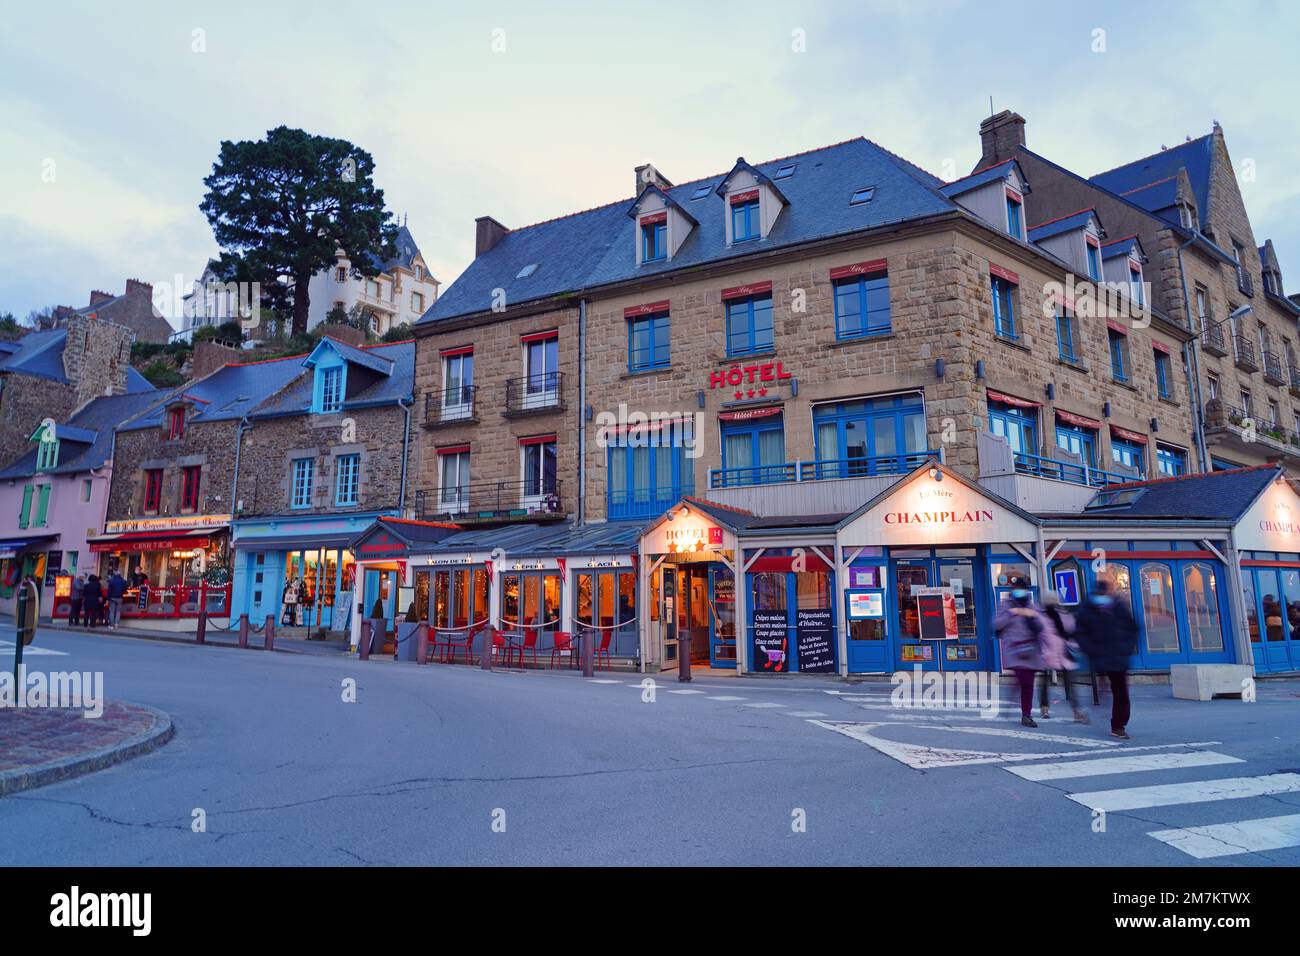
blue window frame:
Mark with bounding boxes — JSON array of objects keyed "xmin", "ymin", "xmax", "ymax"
[
  {"xmin": 1131, "ymin": 266, "xmax": 1144, "ymax": 306},
  {"xmin": 988, "ymin": 400, "xmax": 1038, "ymax": 456},
  {"xmin": 641, "ymin": 221, "xmax": 666, "ymax": 262},
  {"xmin": 1154, "ymin": 349, "xmax": 1173, "ymax": 399},
  {"xmin": 628, "ymin": 311, "xmax": 670, "ymax": 371},
  {"xmin": 606, "ymin": 420, "xmax": 695, "ymax": 520},
  {"xmin": 731, "ymin": 198, "xmax": 760, "ymax": 242},
  {"xmin": 1006, "ymin": 195, "xmax": 1022, "ymax": 238},
  {"xmin": 1055, "ymin": 424, "xmax": 1096, "ymax": 467},
  {"xmin": 992, "ymin": 276, "xmax": 1017, "ymax": 339},
  {"xmin": 320, "ymin": 366, "xmax": 344, "ymax": 413},
  {"xmin": 1109, "ymin": 329, "xmax": 1129, "ymax": 382},
  {"xmin": 1086, "ymin": 242, "xmax": 1102, "ymax": 281},
  {"xmin": 720, "ymin": 418, "xmax": 786, "ymax": 485},
  {"xmin": 291, "ymin": 458, "xmax": 314, "ymax": 509},
  {"xmin": 833, "ymin": 272, "xmax": 891, "ymax": 339},
  {"xmin": 1156, "ymin": 445, "xmax": 1186, "ymax": 477},
  {"xmin": 335, "ymin": 454, "xmax": 360, "ymax": 506},
  {"xmin": 725, "ymin": 293, "xmax": 774, "ymax": 356},
  {"xmin": 1056, "ymin": 311, "xmax": 1078, "ymax": 362},
  {"xmin": 812, "ymin": 394, "xmax": 928, "ymax": 478},
  {"xmin": 1111, "ymin": 437, "xmax": 1146, "ymax": 477}
]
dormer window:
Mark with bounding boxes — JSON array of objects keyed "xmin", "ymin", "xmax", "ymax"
[
  {"xmin": 640, "ymin": 214, "xmax": 667, "ymax": 262},
  {"xmin": 1086, "ymin": 239, "xmax": 1102, "ymax": 281},
  {"xmin": 730, "ymin": 192, "xmax": 761, "ymax": 242},
  {"xmin": 167, "ymin": 407, "xmax": 185, "ymax": 440},
  {"xmin": 320, "ymin": 366, "xmax": 344, "ymax": 413},
  {"xmin": 1005, "ymin": 191, "xmax": 1023, "ymax": 239},
  {"xmin": 35, "ymin": 433, "xmax": 59, "ymax": 472}
]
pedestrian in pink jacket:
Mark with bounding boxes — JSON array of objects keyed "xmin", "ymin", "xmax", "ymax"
[{"xmin": 1039, "ymin": 592, "xmax": 1088, "ymax": 723}]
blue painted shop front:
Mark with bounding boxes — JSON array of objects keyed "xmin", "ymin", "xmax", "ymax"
[{"xmin": 231, "ymin": 512, "xmax": 396, "ymax": 632}]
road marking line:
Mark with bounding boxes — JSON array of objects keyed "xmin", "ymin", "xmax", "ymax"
[
  {"xmin": 1068, "ymin": 773, "xmax": 1300, "ymax": 812},
  {"xmin": 587, "ymin": 679, "xmax": 622, "ymax": 684},
  {"xmin": 785, "ymin": 710, "xmax": 828, "ymax": 717},
  {"xmin": 706, "ymin": 695, "xmax": 745, "ymax": 701},
  {"xmin": 0, "ymin": 641, "xmax": 68, "ymax": 657},
  {"xmin": 667, "ymin": 689, "xmax": 706, "ymax": 695},
  {"xmin": 1007, "ymin": 750, "xmax": 1243, "ymax": 781},
  {"xmin": 744, "ymin": 702, "xmax": 786, "ymax": 709},
  {"xmin": 1148, "ymin": 814, "xmax": 1300, "ymax": 859}
]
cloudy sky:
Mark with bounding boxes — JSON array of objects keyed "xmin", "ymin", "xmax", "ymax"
[{"xmin": 2, "ymin": 0, "xmax": 1296, "ymax": 327}]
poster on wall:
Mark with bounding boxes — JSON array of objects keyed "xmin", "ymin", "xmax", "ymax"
[
  {"xmin": 1053, "ymin": 569, "xmax": 1079, "ymax": 605},
  {"xmin": 752, "ymin": 610, "xmax": 788, "ymax": 672},
  {"xmin": 848, "ymin": 592, "xmax": 883, "ymax": 619},
  {"xmin": 915, "ymin": 587, "xmax": 958, "ymax": 640},
  {"xmin": 795, "ymin": 608, "xmax": 836, "ymax": 672},
  {"xmin": 713, "ymin": 573, "xmax": 735, "ymax": 603},
  {"xmin": 902, "ymin": 644, "xmax": 933, "ymax": 662}
]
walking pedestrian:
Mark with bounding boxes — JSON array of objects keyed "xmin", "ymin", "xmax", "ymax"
[
  {"xmin": 105, "ymin": 567, "xmax": 127, "ymax": 629},
  {"xmin": 1039, "ymin": 592, "xmax": 1088, "ymax": 723},
  {"xmin": 995, "ymin": 586, "xmax": 1047, "ymax": 727},
  {"xmin": 82, "ymin": 574, "xmax": 103, "ymax": 629},
  {"xmin": 69, "ymin": 572, "xmax": 86, "ymax": 625},
  {"xmin": 1074, "ymin": 579, "xmax": 1139, "ymax": 739}
]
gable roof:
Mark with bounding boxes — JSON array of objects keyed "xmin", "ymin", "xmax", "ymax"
[
  {"xmin": 369, "ymin": 224, "xmax": 427, "ymax": 276},
  {"xmin": 941, "ymin": 158, "xmax": 1028, "ymax": 199},
  {"xmin": 1101, "ymin": 235, "xmax": 1144, "ymax": 261},
  {"xmin": 118, "ymin": 354, "xmax": 307, "ymax": 432},
  {"xmin": 0, "ymin": 389, "xmax": 164, "ymax": 479},
  {"xmin": 0, "ymin": 329, "xmax": 69, "ymax": 383},
  {"xmin": 714, "ymin": 156, "xmax": 790, "ymax": 205},
  {"xmin": 626, "ymin": 183, "xmax": 698, "ymax": 225},
  {"xmin": 419, "ymin": 137, "xmax": 956, "ymax": 325},
  {"xmin": 834, "ymin": 458, "xmax": 1042, "ymax": 531},
  {"xmin": 249, "ymin": 340, "xmax": 413, "ymax": 419},
  {"xmin": 303, "ymin": 335, "xmax": 396, "ymax": 376},
  {"xmin": 1089, "ymin": 134, "xmax": 1214, "ymax": 230},
  {"xmin": 1027, "ymin": 208, "xmax": 1101, "ymax": 243}
]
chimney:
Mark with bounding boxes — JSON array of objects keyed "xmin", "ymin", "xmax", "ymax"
[
  {"xmin": 634, "ymin": 163, "xmax": 673, "ymax": 195},
  {"xmin": 89, "ymin": 290, "xmax": 114, "ymax": 307},
  {"xmin": 977, "ymin": 110, "xmax": 1027, "ymax": 169},
  {"xmin": 125, "ymin": 278, "xmax": 153, "ymax": 299},
  {"xmin": 474, "ymin": 216, "xmax": 511, "ymax": 256}
]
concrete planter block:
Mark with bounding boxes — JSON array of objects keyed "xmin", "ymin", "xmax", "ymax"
[{"xmin": 1170, "ymin": 663, "xmax": 1253, "ymax": 701}]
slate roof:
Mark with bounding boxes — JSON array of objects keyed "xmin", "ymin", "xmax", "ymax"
[
  {"xmin": 249, "ymin": 340, "xmax": 413, "ymax": 419},
  {"xmin": 940, "ymin": 158, "xmax": 1025, "ymax": 199},
  {"xmin": 1090, "ymin": 135, "xmax": 1214, "ymax": 229},
  {"xmin": 118, "ymin": 353, "xmax": 307, "ymax": 432},
  {"xmin": 1118, "ymin": 176, "xmax": 1181, "ymax": 223},
  {"xmin": 352, "ymin": 516, "xmax": 463, "ymax": 549},
  {"xmin": 1027, "ymin": 208, "xmax": 1099, "ymax": 243},
  {"xmin": 1065, "ymin": 466, "xmax": 1280, "ymax": 522},
  {"xmin": 0, "ymin": 389, "xmax": 162, "ymax": 479},
  {"xmin": 0, "ymin": 329, "xmax": 69, "ymax": 382},
  {"xmin": 1101, "ymin": 236, "xmax": 1142, "ymax": 260},
  {"xmin": 419, "ymin": 137, "xmax": 955, "ymax": 324},
  {"xmin": 303, "ymin": 336, "xmax": 395, "ymax": 375},
  {"xmin": 369, "ymin": 224, "xmax": 425, "ymax": 275}
]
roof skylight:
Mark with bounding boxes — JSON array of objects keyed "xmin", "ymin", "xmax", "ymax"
[
  {"xmin": 850, "ymin": 186, "xmax": 876, "ymax": 205},
  {"xmin": 690, "ymin": 184, "xmax": 711, "ymax": 200},
  {"xmin": 516, "ymin": 263, "xmax": 538, "ymax": 279}
]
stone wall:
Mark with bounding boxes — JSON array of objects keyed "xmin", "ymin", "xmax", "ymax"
[{"xmin": 107, "ymin": 419, "xmax": 239, "ymax": 521}]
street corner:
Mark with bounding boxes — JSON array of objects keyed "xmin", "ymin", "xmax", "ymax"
[{"xmin": 0, "ymin": 699, "xmax": 174, "ymax": 796}]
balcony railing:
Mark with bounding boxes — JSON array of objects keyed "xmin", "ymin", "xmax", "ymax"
[
  {"xmin": 1233, "ymin": 335, "xmax": 1258, "ymax": 372},
  {"xmin": 1237, "ymin": 268, "xmax": 1255, "ymax": 298},
  {"xmin": 416, "ymin": 480, "xmax": 563, "ymax": 522},
  {"xmin": 424, "ymin": 386, "xmax": 477, "ymax": 427},
  {"xmin": 1263, "ymin": 350, "xmax": 1286, "ymax": 385},
  {"xmin": 1201, "ymin": 322, "xmax": 1228, "ymax": 356},
  {"xmin": 1289, "ymin": 365, "xmax": 1300, "ymax": 396},
  {"xmin": 1203, "ymin": 401, "xmax": 1300, "ymax": 452},
  {"xmin": 708, "ymin": 451, "xmax": 936, "ymax": 489},
  {"xmin": 1011, "ymin": 452, "xmax": 1133, "ymax": 488},
  {"xmin": 504, "ymin": 372, "xmax": 565, "ymax": 417},
  {"xmin": 608, "ymin": 484, "xmax": 694, "ymax": 521}
]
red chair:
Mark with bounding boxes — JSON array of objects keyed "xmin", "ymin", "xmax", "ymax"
[
  {"xmin": 490, "ymin": 627, "xmax": 507, "ymax": 664},
  {"xmin": 550, "ymin": 631, "xmax": 573, "ymax": 669},
  {"xmin": 446, "ymin": 625, "xmax": 478, "ymax": 665},
  {"xmin": 427, "ymin": 627, "xmax": 452, "ymax": 663},
  {"xmin": 507, "ymin": 627, "xmax": 541, "ymax": 668},
  {"xmin": 593, "ymin": 629, "xmax": 613, "ymax": 670}
]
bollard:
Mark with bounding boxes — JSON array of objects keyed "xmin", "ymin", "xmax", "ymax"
[
  {"xmin": 678, "ymin": 629, "xmax": 692, "ymax": 682},
  {"xmin": 581, "ymin": 630, "xmax": 594, "ymax": 678},
  {"xmin": 195, "ymin": 606, "xmax": 207, "ymax": 645},
  {"xmin": 415, "ymin": 624, "xmax": 428, "ymax": 665},
  {"xmin": 480, "ymin": 629, "xmax": 493, "ymax": 670},
  {"xmin": 359, "ymin": 621, "xmax": 371, "ymax": 661},
  {"xmin": 264, "ymin": 615, "xmax": 276, "ymax": 652},
  {"xmin": 238, "ymin": 614, "xmax": 249, "ymax": 649}
]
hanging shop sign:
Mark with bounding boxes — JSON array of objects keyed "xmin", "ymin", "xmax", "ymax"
[
  {"xmin": 752, "ymin": 610, "xmax": 788, "ymax": 672},
  {"xmin": 105, "ymin": 514, "xmax": 231, "ymax": 534},
  {"xmin": 90, "ymin": 536, "xmax": 211, "ymax": 554},
  {"xmin": 795, "ymin": 608, "xmax": 836, "ymax": 672},
  {"xmin": 645, "ymin": 510, "xmax": 729, "ymax": 556},
  {"xmin": 1235, "ymin": 478, "xmax": 1300, "ymax": 553},
  {"xmin": 713, "ymin": 573, "xmax": 735, "ymax": 603}
]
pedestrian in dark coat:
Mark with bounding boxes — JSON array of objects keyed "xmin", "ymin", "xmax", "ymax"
[
  {"xmin": 995, "ymin": 588, "xmax": 1048, "ymax": 727},
  {"xmin": 82, "ymin": 575, "xmax": 104, "ymax": 629},
  {"xmin": 1074, "ymin": 579, "xmax": 1139, "ymax": 738},
  {"xmin": 1040, "ymin": 593, "xmax": 1087, "ymax": 723},
  {"xmin": 69, "ymin": 573, "xmax": 86, "ymax": 625}
]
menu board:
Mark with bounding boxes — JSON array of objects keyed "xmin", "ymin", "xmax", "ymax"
[
  {"xmin": 713, "ymin": 573, "xmax": 735, "ymax": 603},
  {"xmin": 795, "ymin": 608, "xmax": 836, "ymax": 672},
  {"xmin": 752, "ymin": 610, "xmax": 788, "ymax": 672}
]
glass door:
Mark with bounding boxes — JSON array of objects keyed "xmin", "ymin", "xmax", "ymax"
[
  {"xmin": 893, "ymin": 560, "xmax": 933, "ymax": 668},
  {"xmin": 937, "ymin": 558, "xmax": 982, "ymax": 670},
  {"xmin": 709, "ymin": 565, "xmax": 736, "ymax": 667}
]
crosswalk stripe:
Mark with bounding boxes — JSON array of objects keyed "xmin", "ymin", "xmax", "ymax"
[
  {"xmin": 706, "ymin": 695, "xmax": 745, "ymax": 701},
  {"xmin": 744, "ymin": 702, "xmax": 785, "ymax": 709},
  {"xmin": 667, "ymin": 689, "xmax": 706, "ymax": 695},
  {"xmin": 786, "ymin": 711, "xmax": 827, "ymax": 717},
  {"xmin": 587, "ymin": 679, "xmax": 622, "ymax": 684},
  {"xmin": 1008, "ymin": 751, "xmax": 1243, "ymax": 781},
  {"xmin": 1067, "ymin": 773, "xmax": 1300, "ymax": 812},
  {"xmin": 1148, "ymin": 813, "xmax": 1300, "ymax": 859}
]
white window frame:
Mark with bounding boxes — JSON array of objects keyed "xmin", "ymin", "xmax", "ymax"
[
  {"xmin": 441, "ymin": 353, "xmax": 474, "ymax": 420},
  {"xmin": 439, "ymin": 451, "xmax": 470, "ymax": 514}
]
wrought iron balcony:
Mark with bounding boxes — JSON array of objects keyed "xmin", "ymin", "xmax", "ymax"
[
  {"xmin": 1203, "ymin": 400, "xmax": 1300, "ymax": 453},
  {"xmin": 1011, "ymin": 452, "xmax": 1133, "ymax": 488},
  {"xmin": 416, "ymin": 479, "xmax": 564, "ymax": 523},
  {"xmin": 423, "ymin": 385, "xmax": 477, "ymax": 427},
  {"xmin": 708, "ymin": 451, "xmax": 936, "ymax": 489},
  {"xmin": 1263, "ymin": 350, "xmax": 1286, "ymax": 385},
  {"xmin": 1201, "ymin": 321, "xmax": 1228, "ymax": 357},
  {"xmin": 504, "ymin": 372, "xmax": 565, "ymax": 417},
  {"xmin": 1289, "ymin": 365, "xmax": 1300, "ymax": 396},
  {"xmin": 1233, "ymin": 335, "xmax": 1258, "ymax": 372}
]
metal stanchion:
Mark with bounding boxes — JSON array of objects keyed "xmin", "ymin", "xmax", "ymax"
[
  {"xmin": 238, "ymin": 614, "xmax": 249, "ymax": 649},
  {"xmin": 480, "ymin": 629, "xmax": 493, "ymax": 670},
  {"xmin": 359, "ymin": 621, "xmax": 371, "ymax": 661},
  {"xmin": 264, "ymin": 615, "xmax": 276, "ymax": 651},
  {"xmin": 678, "ymin": 629, "xmax": 692, "ymax": 682}
]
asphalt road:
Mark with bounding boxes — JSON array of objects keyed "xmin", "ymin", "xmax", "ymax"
[{"xmin": 2, "ymin": 626, "xmax": 1298, "ymax": 866}]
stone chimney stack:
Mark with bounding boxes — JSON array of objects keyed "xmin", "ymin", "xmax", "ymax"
[
  {"xmin": 89, "ymin": 290, "xmax": 114, "ymax": 307},
  {"xmin": 62, "ymin": 312, "xmax": 135, "ymax": 405},
  {"xmin": 125, "ymin": 278, "xmax": 154, "ymax": 300},
  {"xmin": 474, "ymin": 216, "xmax": 511, "ymax": 257},
  {"xmin": 634, "ymin": 163, "xmax": 673, "ymax": 195},
  {"xmin": 977, "ymin": 110, "xmax": 1027, "ymax": 169}
]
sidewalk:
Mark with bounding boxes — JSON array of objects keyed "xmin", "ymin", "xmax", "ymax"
[
  {"xmin": 1, "ymin": 615, "xmax": 350, "ymax": 657},
  {"xmin": 0, "ymin": 700, "xmax": 173, "ymax": 796}
]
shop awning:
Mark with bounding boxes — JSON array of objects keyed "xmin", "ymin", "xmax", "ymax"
[
  {"xmin": 718, "ymin": 406, "xmax": 783, "ymax": 422},
  {"xmin": 0, "ymin": 534, "xmax": 58, "ymax": 559},
  {"xmin": 88, "ymin": 529, "xmax": 214, "ymax": 553},
  {"xmin": 1055, "ymin": 408, "xmax": 1103, "ymax": 430},
  {"xmin": 1110, "ymin": 425, "xmax": 1149, "ymax": 445},
  {"xmin": 232, "ymin": 532, "xmax": 360, "ymax": 551},
  {"xmin": 986, "ymin": 389, "xmax": 1041, "ymax": 409}
]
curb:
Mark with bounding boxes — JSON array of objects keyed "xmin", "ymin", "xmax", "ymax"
[
  {"xmin": 26, "ymin": 620, "xmax": 337, "ymax": 656},
  {"xmin": 0, "ymin": 702, "xmax": 175, "ymax": 797}
]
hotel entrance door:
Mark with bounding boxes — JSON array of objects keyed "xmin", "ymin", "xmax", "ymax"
[{"xmin": 892, "ymin": 550, "xmax": 982, "ymax": 670}]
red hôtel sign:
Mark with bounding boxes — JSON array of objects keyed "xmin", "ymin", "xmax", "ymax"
[{"xmin": 709, "ymin": 361, "xmax": 792, "ymax": 400}]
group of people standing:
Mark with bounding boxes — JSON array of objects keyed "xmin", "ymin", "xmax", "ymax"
[
  {"xmin": 68, "ymin": 568, "xmax": 129, "ymax": 629},
  {"xmin": 995, "ymin": 580, "xmax": 1139, "ymax": 738}
]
